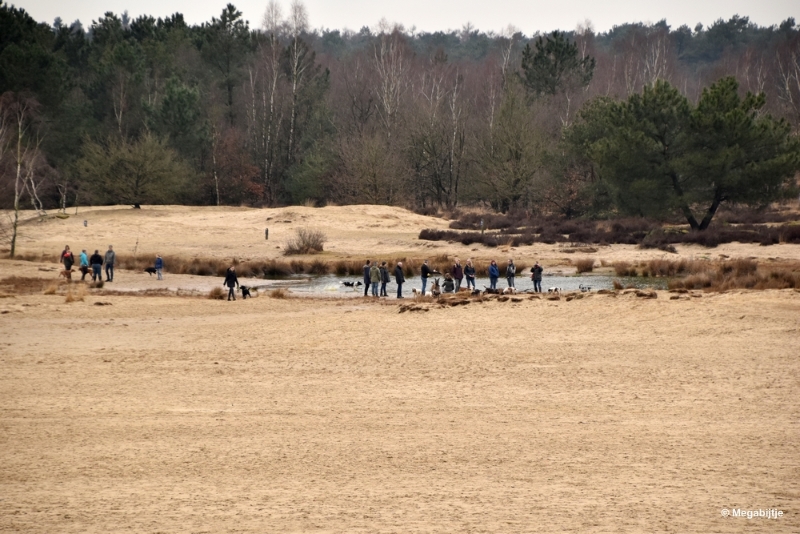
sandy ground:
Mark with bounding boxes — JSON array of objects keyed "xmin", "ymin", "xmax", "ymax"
[{"xmin": 1, "ymin": 205, "xmax": 799, "ymax": 533}]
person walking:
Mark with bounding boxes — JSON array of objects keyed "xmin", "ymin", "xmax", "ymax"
[
  {"xmin": 155, "ymin": 254, "xmax": 164, "ymax": 280},
  {"xmin": 394, "ymin": 261, "xmax": 405, "ymax": 298},
  {"xmin": 60, "ymin": 245, "xmax": 75, "ymax": 271},
  {"xmin": 420, "ymin": 259, "xmax": 432, "ymax": 296},
  {"xmin": 370, "ymin": 262, "xmax": 381, "ymax": 297},
  {"xmin": 531, "ymin": 261, "xmax": 543, "ymax": 293},
  {"xmin": 362, "ymin": 260, "xmax": 371, "ymax": 297},
  {"xmin": 223, "ymin": 265, "xmax": 239, "ymax": 301},
  {"xmin": 488, "ymin": 259, "xmax": 499, "ymax": 290},
  {"xmin": 464, "ymin": 259, "xmax": 476, "ymax": 290},
  {"xmin": 506, "ymin": 258, "xmax": 516, "ymax": 289},
  {"xmin": 89, "ymin": 249, "xmax": 103, "ymax": 282},
  {"xmin": 451, "ymin": 258, "xmax": 463, "ymax": 292},
  {"xmin": 79, "ymin": 249, "xmax": 89, "ymax": 281},
  {"xmin": 104, "ymin": 245, "xmax": 116, "ymax": 282},
  {"xmin": 379, "ymin": 261, "xmax": 390, "ymax": 297}
]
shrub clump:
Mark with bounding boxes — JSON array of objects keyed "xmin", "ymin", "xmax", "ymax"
[
  {"xmin": 208, "ymin": 287, "xmax": 225, "ymax": 300},
  {"xmin": 284, "ymin": 228, "xmax": 327, "ymax": 255},
  {"xmin": 573, "ymin": 257, "xmax": 595, "ymax": 273}
]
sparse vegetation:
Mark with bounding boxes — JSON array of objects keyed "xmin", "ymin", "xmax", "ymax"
[
  {"xmin": 284, "ymin": 228, "xmax": 327, "ymax": 255},
  {"xmin": 573, "ymin": 258, "xmax": 595, "ymax": 273},
  {"xmin": 208, "ymin": 287, "xmax": 225, "ymax": 300}
]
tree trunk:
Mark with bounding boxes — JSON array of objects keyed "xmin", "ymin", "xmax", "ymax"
[
  {"xmin": 698, "ymin": 191, "xmax": 724, "ymax": 230},
  {"xmin": 670, "ymin": 172, "xmax": 700, "ymax": 230}
]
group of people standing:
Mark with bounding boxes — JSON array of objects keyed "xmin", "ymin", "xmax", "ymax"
[
  {"xmin": 364, "ymin": 260, "xmax": 406, "ymax": 298},
  {"xmin": 362, "ymin": 257, "xmax": 547, "ymax": 297},
  {"xmin": 60, "ymin": 244, "xmax": 117, "ymax": 282}
]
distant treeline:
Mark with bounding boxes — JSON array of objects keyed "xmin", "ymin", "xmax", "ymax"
[{"xmin": 1, "ymin": 2, "xmax": 799, "ymax": 229}]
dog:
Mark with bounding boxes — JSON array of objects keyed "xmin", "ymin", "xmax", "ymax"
[
  {"xmin": 579, "ymin": 284, "xmax": 592, "ymax": 292},
  {"xmin": 342, "ymin": 281, "xmax": 355, "ymax": 287},
  {"xmin": 483, "ymin": 286, "xmax": 500, "ymax": 294},
  {"xmin": 412, "ymin": 288, "xmax": 422, "ymax": 297},
  {"xmin": 59, "ymin": 269, "xmax": 74, "ymax": 281},
  {"xmin": 240, "ymin": 286, "xmax": 252, "ymax": 299},
  {"xmin": 143, "ymin": 267, "xmax": 157, "ymax": 276},
  {"xmin": 548, "ymin": 287, "xmax": 562, "ymax": 293},
  {"xmin": 430, "ymin": 278, "xmax": 441, "ymax": 298},
  {"xmin": 502, "ymin": 287, "xmax": 517, "ymax": 295},
  {"xmin": 471, "ymin": 288, "xmax": 481, "ymax": 296}
]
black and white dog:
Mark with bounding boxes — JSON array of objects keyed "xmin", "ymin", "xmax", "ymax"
[{"xmin": 240, "ymin": 286, "xmax": 252, "ymax": 299}]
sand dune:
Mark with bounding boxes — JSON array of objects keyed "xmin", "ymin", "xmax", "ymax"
[{"xmin": 1, "ymin": 205, "xmax": 798, "ymax": 532}]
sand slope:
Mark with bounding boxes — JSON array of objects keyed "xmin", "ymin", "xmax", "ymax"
[{"xmin": 1, "ymin": 275, "xmax": 798, "ymax": 532}]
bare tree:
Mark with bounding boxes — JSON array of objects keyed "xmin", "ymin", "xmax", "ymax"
[
  {"xmin": 373, "ymin": 26, "xmax": 409, "ymax": 139},
  {"xmin": 285, "ymin": 0, "xmax": 309, "ymax": 163}
]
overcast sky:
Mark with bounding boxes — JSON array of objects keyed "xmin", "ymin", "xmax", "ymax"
[{"xmin": 13, "ymin": 0, "xmax": 799, "ymax": 34}]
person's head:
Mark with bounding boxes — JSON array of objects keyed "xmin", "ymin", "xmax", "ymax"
[
  {"xmin": 397, "ymin": 261, "xmax": 403, "ymax": 267},
  {"xmin": 535, "ymin": 261, "xmax": 539, "ymax": 266},
  {"xmin": 466, "ymin": 258, "xmax": 472, "ymax": 265},
  {"xmin": 108, "ymin": 245, "xmax": 113, "ymax": 250},
  {"xmin": 157, "ymin": 254, "xmax": 161, "ymax": 258},
  {"xmin": 94, "ymin": 249, "xmax": 99, "ymax": 254},
  {"xmin": 508, "ymin": 258, "xmax": 513, "ymax": 264},
  {"xmin": 381, "ymin": 261, "xmax": 387, "ymax": 266},
  {"xmin": 229, "ymin": 265, "xmax": 235, "ymax": 271},
  {"xmin": 491, "ymin": 259, "xmax": 496, "ymax": 265},
  {"xmin": 81, "ymin": 249, "xmax": 86, "ymax": 253},
  {"xmin": 366, "ymin": 259, "xmax": 371, "ymax": 266},
  {"xmin": 423, "ymin": 259, "xmax": 428, "ymax": 264},
  {"xmin": 445, "ymin": 273, "xmax": 452, "ymax": 280},
  {"xmin": 455, "ymin": 257, "xmax": 460, "ymax": 264},
  {"xmin": 64, "ymin": 245, "xmax": 70, "ymax": 251}
]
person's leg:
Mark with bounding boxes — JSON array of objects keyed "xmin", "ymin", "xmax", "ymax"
[
  {"xmin": 455, "ymin": 279, "xmax": 461, "ymax": 292},
  {"xmin": 421, "ymin": 278, "xmax": 427, "ymax": 295},
  {"xmin": 364, "ymin": 283, "xmax": 369, "ymax": 297},
  {"xmin": 157, "ymin": 268, "xmax": 163, "ymax": 280},
  {"xmin": 510, "ymin": 277, "xmax": 515, "ymax": 288},
  {"xmin": 397, "ymin": 283, "xmax": 402, "ymax": 298}
]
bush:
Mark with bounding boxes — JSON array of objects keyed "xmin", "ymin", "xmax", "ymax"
[
  {"xmin": 208, "ymin": 287, "xmax": 225, "ymax": 300},
  {"xmin": 613, "ymin": 261, "xmax": 637, "ymax": 277},
  {"xmin": 573, "ymin": 258, "xmax": 595, "ymax": 273},
  {"xmin": 284, "ymin": 228, "xmax": 327, "ymax": 255}
]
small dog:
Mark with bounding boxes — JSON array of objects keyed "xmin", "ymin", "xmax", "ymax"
[
  {"xmin": 240, "ymin": 286, "xmax": 252, "ymax": 299},
  {"xmin": 470, "ymin": 289, "xmax": 481, "ymax": 296},
  {"xmin": 59, "ymin": 269, "xmax": 74, "ymax": 281},
  {"xmin": 548, "ymin": 287, "xmax": 562, "ymax": 293},
  {"xmin": 483, "ymin": 286, "xmax": 500, "ymax": 294},
  {"xmin": 143, "ymin": 267, "xmax": 157, "ymax": 276},
  {"xmin": 342, "ymin": 281, "xmax": 355, "ymax": 287},
  {"xmin": 502, "ymin": 287, "xmax": 517, "ymax": 295},
  {"xmin": 579, "ymin": 284, "xmax": 592, "ymax": 292}
]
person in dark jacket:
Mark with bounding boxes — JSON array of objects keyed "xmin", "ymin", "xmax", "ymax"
[
  {"xmin": 506, "ymin": 258, "xmax": 516, "ymax": 288},
  {"xmin": 530, "ymin": 261, "xmax": 543, "ymax": 293},
  {"xmin": 451, "ymin": 258, "xmax": 463, "ymax": 292},
  {"xmin": 488, "ymin": 259, "xmax": 499, "ymax": 290},
  {"xmin": 104, "ymin": 245, "xmax": 116, "ymax": 282},
  {"xmin": 223, "ymin": 266, "xmax": 239, "ymax": 301},
  {"xmin": 362, "ymin": 260, "xmax": 371, "ymax": 297},
  {"xmin": 394, "ymin": 261, "xmax": 405, "ymax": 298},
  {"xmin": 442, "ymin": 273, "xmax": 455, "ymax": 293},
  {"xmin": 464, "ymin": 258, "xmax": 476, "ymax": 290},
  {"xmin": 60, "ymin": 245, "xmax": 75, "ymax": 271},
  {"xmin": 420, "ymin": 259, "xmax": 432, "ymax": 296},
  {"xmin": 379, "ymin": 261, "xmax": 390, "ymax": 297},
  {"xmin": 89, "ymin": 250, "xmax": 103, "ymax": 282}
]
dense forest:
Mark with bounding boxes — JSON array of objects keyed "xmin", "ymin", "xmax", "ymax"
[{"xmin": 1, "ymin": 0, "xmax": 799, "ymax": 225}]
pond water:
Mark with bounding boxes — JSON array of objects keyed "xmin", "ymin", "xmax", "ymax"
[{"xmin": 267, "ymin": 274, "xmax": 667, "ymax": 296}]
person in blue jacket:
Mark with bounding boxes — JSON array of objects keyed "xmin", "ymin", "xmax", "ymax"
[
  {"xmin": 155, "ymin": 254, "xmax": 164, "ymax": 280},
  {"xmin": 488, "ymin": 259, "xmax": 500, "ymax": 290}
]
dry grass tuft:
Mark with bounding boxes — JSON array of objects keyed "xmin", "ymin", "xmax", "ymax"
[
  {"xmin": 43, "ymin": 282, "xmax": 59, "ymax": 295},
  {"xmin": 612, "ymin": 279, "xmax": 624, "ymax": 290},
  {"xmin": 65, "ymin": 285, "xmax": 86, "ymax": 303},
  {"xmin": 613, "ymin": 261, "xmax": 637, "ymax": 277},
  {"xmin": 269, "ymin": 289, "xmax": 290, "ymax": 299},
  {"xmin": 208, "ymin": 287, "xmax": 225, "ymax": 300},
  {"xmin": 284, "ymin": 228, "xmax": 327, "ymax": 255},
  {"xmin": 667, "ymin": 260, "xmax": 800, "ymax": 291},
  {"xmin": 573, "ymin": 257, "xmax": 595, "ymax": 273}
]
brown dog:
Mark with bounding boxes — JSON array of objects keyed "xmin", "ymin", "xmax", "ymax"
[{"xmin": 59, "ymin": 269, "xmax": 74, "ymax": 281}]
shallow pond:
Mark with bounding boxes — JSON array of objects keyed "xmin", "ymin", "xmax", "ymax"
[{"xmin": 268, "ymin": 273, "xmax": 667, "ymax": 296}]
